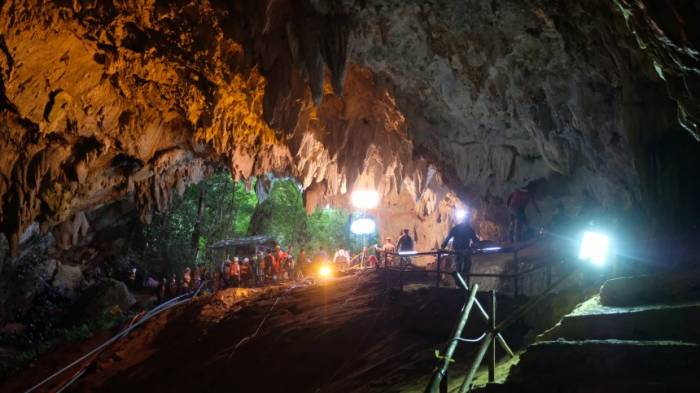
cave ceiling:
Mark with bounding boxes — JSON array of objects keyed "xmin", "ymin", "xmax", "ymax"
[{"xmin": 0, "ymin": 0, "xmax": 698, "ymax": 252}]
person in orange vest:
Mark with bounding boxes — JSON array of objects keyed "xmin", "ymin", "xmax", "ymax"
[
  {"xmin": 274, "ymin": 245, "xmax": 287, "ymax": 281},
  {"xmin": 229, "ymin": 257, "xmax": 241, "ymax": 288}
]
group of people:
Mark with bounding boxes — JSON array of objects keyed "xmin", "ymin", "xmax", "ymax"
[
  {"xmin": 214, "ymin": 245, "xmax": 308, "ymax": 290},
  {"xmin": 144, "ymin": 183, "xmax": 597, "ymax": 302},
  {"xmin": 155, "ymin": 265, "xmax": 208, "ymax": 303}
]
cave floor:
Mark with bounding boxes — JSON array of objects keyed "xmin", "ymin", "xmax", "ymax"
[{"xmin": 2, "ymin": 271, "xmax": 527, "ymax": 393}]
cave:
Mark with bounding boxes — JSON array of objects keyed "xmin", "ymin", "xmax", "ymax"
[{"xmin": 1, "ymin": 1, "xmax": 700, "ymax": 392}]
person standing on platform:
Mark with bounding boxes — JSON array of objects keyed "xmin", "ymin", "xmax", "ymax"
[{"xmin": 441, "ymin": 215, "xmax": 480, "ymax": 286}]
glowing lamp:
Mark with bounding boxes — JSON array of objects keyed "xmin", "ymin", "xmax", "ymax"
[
  {"xmin": 398, "ymin": 250, "xmax": 418, "ymax": 256},
  {"xmin": 351, "ymin": 190, "xmax": 380, "ymax": 209},
  {"xmin": 319, "ymin": 265, "xmax": 332, "ymax": 277},
  {"xmin": 578, "ymin": 231, "xmax": 610, "ymax": 266},
  {"xmin": 455, "ymin": 208, "xmax": 468, "ymax": 221},
  {"xmin": 480, "ymin": 246, "xmax": 502, "ymax": 252},
  {"xmin": 350, "ymin": 218, "xmax": 376, "ymax": 235}
]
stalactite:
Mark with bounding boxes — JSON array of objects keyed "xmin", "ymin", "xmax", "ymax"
[{"xmin": 321, "ymin": 13, "xmax": 351, "ymax": 97}]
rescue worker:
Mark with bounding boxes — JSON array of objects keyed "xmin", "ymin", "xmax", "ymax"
[
  {"xmin": 256, "ymin": 251, "xmax": 265, "ymax": 285},
  {"xmin": 249, "ymin": 256, "xmax": 259, "ymax": 286},
  {"xmin": 264, "ymin": 250, "xmax": 275, "ymax": 282},
  {"xmin": 441, "ymin": 217, "xmax": 480, "ymax": 286},
  {"xmin": 158, "ymin": 277, "xmax": 167, "ymax": 303},
  {"xmin": 275, "ymin": 245, "xmax": 287, "ymax": 281},
  {"xmin": 396, "ymin": 229, "xmax": 415, "ymax": 266},
  {"xmin": 379, "ymin": 237, "xmax": 396, "ymax": 267},
  {"xmin": 284, "ymin": 255, "xmax": 294, "ymax": 282},
  {"xmin": 221, "ymin": 257, "xmax": 231, "ymax": 288},
  {"xmin": 507, "ymin": 185, "xmax": 540, "ymax": 242},
  {"xmin": 314, "ymin": 247, "xmax": 328, "ymax": 264},
  {"xmin": 332, "ymin": 248, "xmax": 347, "ymax": 264},
  {"xmin": 181, "ymin": 267, "xmax": 192, "ymax": 294},
  {"xmin": 229, "ymin": 257, "xmax": 241, "ymax": 287},
  {"xmin": 367, "ymin": 253, "xmax": 378, "ymax": 269},
  {"xmin": 127, "ymin": 267, "xmax": 137, "ymax": 290},
  {"xmin": 168, "ymin": 274, "xmax": 179, "ymax": 299},
  {"xmin": 193, "ymin": 265, "xmax": 202, "ymax": 290},
  {"xmin": 240, "ymin": 258, "xmax": 251, "ymax": 287}
]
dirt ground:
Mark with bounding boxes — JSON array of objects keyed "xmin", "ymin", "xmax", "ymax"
[{"xmin": 3, "ymin": 270, "xmax": 526, "ymax": 393}]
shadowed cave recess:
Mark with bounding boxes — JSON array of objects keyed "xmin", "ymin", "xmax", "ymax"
[{"xmin": 1, "ymin": 0, "xmax": 700, "ymax": 391}]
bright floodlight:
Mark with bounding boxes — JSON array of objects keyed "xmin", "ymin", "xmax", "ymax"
[
  {"xmin": 319, "ymin": 265, "xmax": 332, "ymax": 277},
  {"xmin": 350, "ymin": 218, "xmax": 376, "ymax": 235},
  {"xmin": 351, "ymin": 190, "xmax": 380, "ymax": 209},
  {"xmin": 455, "ymin": 208, "xmax": 468, "ymax": 221},
  {"xmin": 578, "ymin": 231, "xmax": 610, "ymax": 266},
  {"xmin": 398, "ymin": 250, "xmax": 418, "ymax": 256}
]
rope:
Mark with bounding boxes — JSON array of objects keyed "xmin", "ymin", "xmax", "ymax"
[
  {"xmin": 455, "ymin": 333, "xmax": 487, "ymax": 343},
  {"xmin": 24, "ymin": 282, "xmax": 207, "ymax": 393}
]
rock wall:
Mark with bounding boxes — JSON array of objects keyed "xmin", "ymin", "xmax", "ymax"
[{"xmin": 0, "ymin": 0, "xmax": 699, "ymax": 257}]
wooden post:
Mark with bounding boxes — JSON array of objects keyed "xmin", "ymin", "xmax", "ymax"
[{"xmin": 488, "ymin": 290, "xmax": 496, "ymax": 383}]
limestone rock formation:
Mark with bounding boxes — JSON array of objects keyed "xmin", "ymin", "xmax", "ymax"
[{"xmin": 0, "ymin": 0, "xmax": 698, "ymax": 255}]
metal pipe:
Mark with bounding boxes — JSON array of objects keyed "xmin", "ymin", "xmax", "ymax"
[
  {"xmin": 488, "ymin": 290, "xmax": 496, "ymax": 383},
  {"xmin": 458, "ymin": 332, "xmax": 494, "ymax": 393},
  {"xmin": 425, "ymin": 284, "xmax": 479, "ymax": 393},
  {"xmin": 453, "ymin": 273, "xmax": 514, "ymax": 358}
]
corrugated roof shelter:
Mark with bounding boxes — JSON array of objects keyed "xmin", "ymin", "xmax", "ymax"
[{"xmin": 208, "ymin": 235, "xmax": 276, "ymax": 255}]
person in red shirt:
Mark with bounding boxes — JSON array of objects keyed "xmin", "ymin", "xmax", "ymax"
[{"xmin": 507, "ymin": 185, "xmax": 540, "ymax": 242}]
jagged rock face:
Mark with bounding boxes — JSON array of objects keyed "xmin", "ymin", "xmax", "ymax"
[
  {"xmin": 353, "ymin": 1, "xmax": 656, "ymax": 211},
  {"xmin": 0, "ymin": 0, "xmax": 699, "ymax": 255}
]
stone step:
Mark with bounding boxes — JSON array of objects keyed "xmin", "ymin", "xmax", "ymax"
[
  {"xmin": 476, "ymin": 378, "xmax": 699, "ymax": 393},
  {"xmin": 600, "ymin": 271, "xmax": 700, "ymax": 307},
  {"xmin": 537, "ymin": 297, "xmax": 700, "ymax": 343},
  {"xmin": 510, "ymin": 339, "xmax": 700, "ymax": 382}
]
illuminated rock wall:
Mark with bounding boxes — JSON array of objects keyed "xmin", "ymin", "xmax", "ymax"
[{"xmin": 1, "ymin": 0, "xmax": 699, "ymax": 256}]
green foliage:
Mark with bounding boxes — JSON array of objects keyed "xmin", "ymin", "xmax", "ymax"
[
  {"xmin": 306, "ymin": 208, "xmax": 353, "ymax": 253},
  {"xmin": 0, "ymin": 308, "xmax": 129, "ymax": 379},
  {"xmin": 248, "ymin": 180, "xmax": 309, "ymax": 248},
  {"xmin": 140, "ymin": 172, "xmax": 258, "ymax": 276},
  {"xmin": 247, "ymin": 180, "xmax": 373, "ymax": 254},
  {"xmin": 140, "ymin": 173, "xmax": 374, "ymax": 275}
]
